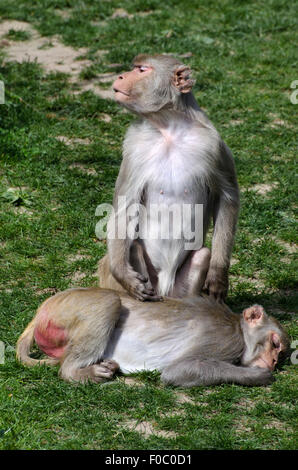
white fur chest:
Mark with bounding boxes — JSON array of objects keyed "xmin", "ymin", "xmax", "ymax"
[{"xmin": 124, "ymin": 119, "xmax": 218, "ymax": 200}]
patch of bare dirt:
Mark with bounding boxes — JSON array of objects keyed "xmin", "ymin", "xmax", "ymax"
[
  {"xmin": 267, "ymin": 113, "xmax": 294, "ymax": 129},
  {"xmin": 234, "ymin": 416, "xmax": 253, "ymax": 434},
  {"xmin": 111, "ymin": 8, "xmax": 134, "ymax": 19},
  {"xmin": 178, "ymin": 52, "xmax": 193, "ymax": 59},
  {"xmin": 34, "ymin": 287, "xmax": 59, "ymax": 296},
  {"xmin": 137, "ymin": 11, "xmax": 156, "ymax": 17},
  {"xmin": 98, "ymin": 113, "xmax": 112, "ymax": 122},
  {"xmin": 123, "ymin": 419, "xmax": 177, "ymax": 439},
  {"xmin": 68, "ymin": 163, "xmax": 98, "ymax": 176},
  {"xmin": 71, "ymin": 271, "xmax": 87, "ymax": 283},
  {"xmin": 120, "ymin": 377, "xmax": 143, "ymax": 387},
  {"xmin": 161, "ymin": 409, "xmax": 186, "ymax": 418},
  {"xmin": 12, "ymin": 206, "xmax": 34, "ymax": 217},
  {"xmin": 54, "ymin": 9, "xmax": 73, "ymax": 19},
  {"xmin": 174, "ymin": 391, "xmax": 194, "ymax": 404},
  {"xmin": 55, "ymin": 136, "xmax": 91, "ymax": 146},
  {"xmin": 247, "ymin": 182, "xmax": 278, "ymax": 195},
  {"xmin": 0, "ymin": 20, "xmax": 112, "ymax": 100},
  {"xmin": 274, "ymin": 238, "xmax": 297, "ymax": 264},
  {"xmin": 67, "ymin": 253, "xmax": 92, "ymax": 263},
  {"xmin": 0, "ymin": 20, "xmax": 33, "ymax": 37},
  {"xmin": 230, "ymin": 273, "xmax": 267, "ymax": 290},
  {"xmin": 274, "ymin": 239, "xmax": 297, "ymax": 255},
  {"xmin": 0, "ymin": 20, "xmax": 91, "ymax": 78},
  {"xmin": 252, "ymin": 236, "xmax": 297, "ymax": 255},
  {"xmin": 234, "ymin": 398, "xmax": 256, "ymax": 412},
  {"xmin": 263, "ymin": 420, "xmax": 288, "ymax": 431},
  {"xmin": 227, "ymin": 119, "xmax": 245, "ymax": 126}
]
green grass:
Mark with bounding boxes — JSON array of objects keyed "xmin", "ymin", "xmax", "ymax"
[
  {"xmin": 4, "ymin": 28, "xmax": 31, "ymax": 41},
  {"xmin": 0, "ymin": 0, "xmax": 297, "ymax": 450}
]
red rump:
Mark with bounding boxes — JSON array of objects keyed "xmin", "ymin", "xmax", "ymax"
[{"xmin": 34, "ymin": 315, "xmax": 67, "ymax": 359}]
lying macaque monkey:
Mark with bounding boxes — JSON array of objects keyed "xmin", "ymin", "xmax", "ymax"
[{"xmin": 16, "ymin": 288, "xmax": 289, "ymax": 387}]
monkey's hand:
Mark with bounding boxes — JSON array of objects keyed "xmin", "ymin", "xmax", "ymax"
[
  {"xmin": 203, "ymin": 266, "xmax": 228, "ymax": 302},
  {"xmin": 114, "ymin": 265, "xmax": 163, "ymax": 302},
  {"xmin": 242, "ymin": 367, "xmax": 274, "ymax": 387}
]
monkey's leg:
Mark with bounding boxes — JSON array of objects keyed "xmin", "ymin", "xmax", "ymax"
[
  {"xmin": 126, "ymin": 241, "xmax": 162, "ymax": 301},
  {"xmin": 129, "ymin": 241, "xmax": 150, "ymax": 282},
  {"xmin": 59, "ymin": 292, "xmax": 121, "ymax": 383},
  {"xmin": 98, "ymin": 244, "xmax": 161, "ymax": 300},
  {"xmin": 161, "ymin": 358, "xmax": 274, "ymax": 387},
  {"xmin": 172, "ymin": 248, "xmax": 210, "ymax": 297},
  {"xmin": 98, "ymin": 254, "xmax": 126, "ymax": 293},
  {"xmin": 130, "ymin": 241, "xmax": 160, "ymax": 294}
]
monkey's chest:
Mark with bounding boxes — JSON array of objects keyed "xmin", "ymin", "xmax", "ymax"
[
  {"xmin": 142, "ymin": 164, "xmax": 207, "ymax": 293},
  {"xmin": 134, "ymin": 135, "xmax": 211, "ymax": 292},
  {"xmin": 145, "ymin": 152, "xmax": 201, "ymax": 202}
]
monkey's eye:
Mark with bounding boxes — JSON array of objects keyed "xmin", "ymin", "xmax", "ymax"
[{"xmin": 134, "ymin": 65, "xmax": 149, "ymax": 73}]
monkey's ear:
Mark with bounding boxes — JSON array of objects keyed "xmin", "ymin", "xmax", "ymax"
[
  {"xmin": 173, "ymin": 65, "xmax": 195, "ymax": 93},
  {"xmin": 243, "ymin": 305, "xmax": 265, "ymax": 326}
]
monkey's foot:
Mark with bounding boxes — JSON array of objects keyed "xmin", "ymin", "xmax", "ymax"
[
  {"xmin": 87, "ymin": 360, "xmax": 119, "ymax": 383},
  {"xmin": 98, "ymin": 359, "xmax": 119, "ymax": 373},
  {"xmin": 66, "ymin": 360, "xmax": 119, "ymax": 384}
]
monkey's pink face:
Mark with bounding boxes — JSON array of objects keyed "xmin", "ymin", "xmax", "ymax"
[
  {"xmin": 251, "ymin": 331, "xmax": 284, "ymax": 371},
  {"xmin": 242, "ymin": 305, "xmax": 287, "ymax": 371},
  {"xmin": 113, "ymin": 64, "xmax": 153, "ymax": 103}
]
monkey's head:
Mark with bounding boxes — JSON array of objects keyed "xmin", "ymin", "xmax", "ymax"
[
  {"xmin": 112, "ymin": 54, "xmax": 195, "ymax": 114},
  {"xmin": 240, "ymin": 305, "xmax": 290, "ymax": 371}
]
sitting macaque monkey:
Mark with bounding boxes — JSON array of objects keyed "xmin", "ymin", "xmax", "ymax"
[
  {"xmin": 17, "ymin": 288, "xmax": 289, "ymax": 387},
  {"xmin": 98, "ymin": 54, "xmax": 239, "ymax": 302}
]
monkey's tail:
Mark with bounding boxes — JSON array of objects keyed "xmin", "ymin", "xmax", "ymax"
[{"xmin": 16, "ymin": 319, "xmax": 59, "ymax": 367}]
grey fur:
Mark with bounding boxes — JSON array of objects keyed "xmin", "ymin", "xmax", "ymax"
[{"xmin": 102, "ymin": 54, "xmax": 240, "ymax": 301}]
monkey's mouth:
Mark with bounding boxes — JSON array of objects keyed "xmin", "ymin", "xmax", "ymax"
[{"xmin": 113, "ymin": 88, "xmax": 130, "ymax": 97}]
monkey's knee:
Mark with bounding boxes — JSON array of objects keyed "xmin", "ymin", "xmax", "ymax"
[
  {"xmin": 191, "ymin": 247, "xmax": 211, "ymax": 271},
  {"xmin": 98, "ymin": 255, "xmax": 126, "ymax": 292},
  {"xmin": 98, "ymin": 255, "xmax": 109, "ymax": 287},
  {"xmin": 187, "ymin": 248, "xmax": 211, "ymax": 296}
]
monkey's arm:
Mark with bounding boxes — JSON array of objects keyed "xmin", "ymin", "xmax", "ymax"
[
  {"xmin": 161, "ymin": 358, "xmax": 274, "ymax": 387},
  {"xmin": 204, "ymin": 143, "xmax": 240, "ymax": 300},
  {"xmin": 107, "ymin": 166, "xmax": 161, "ymax": 301}
]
